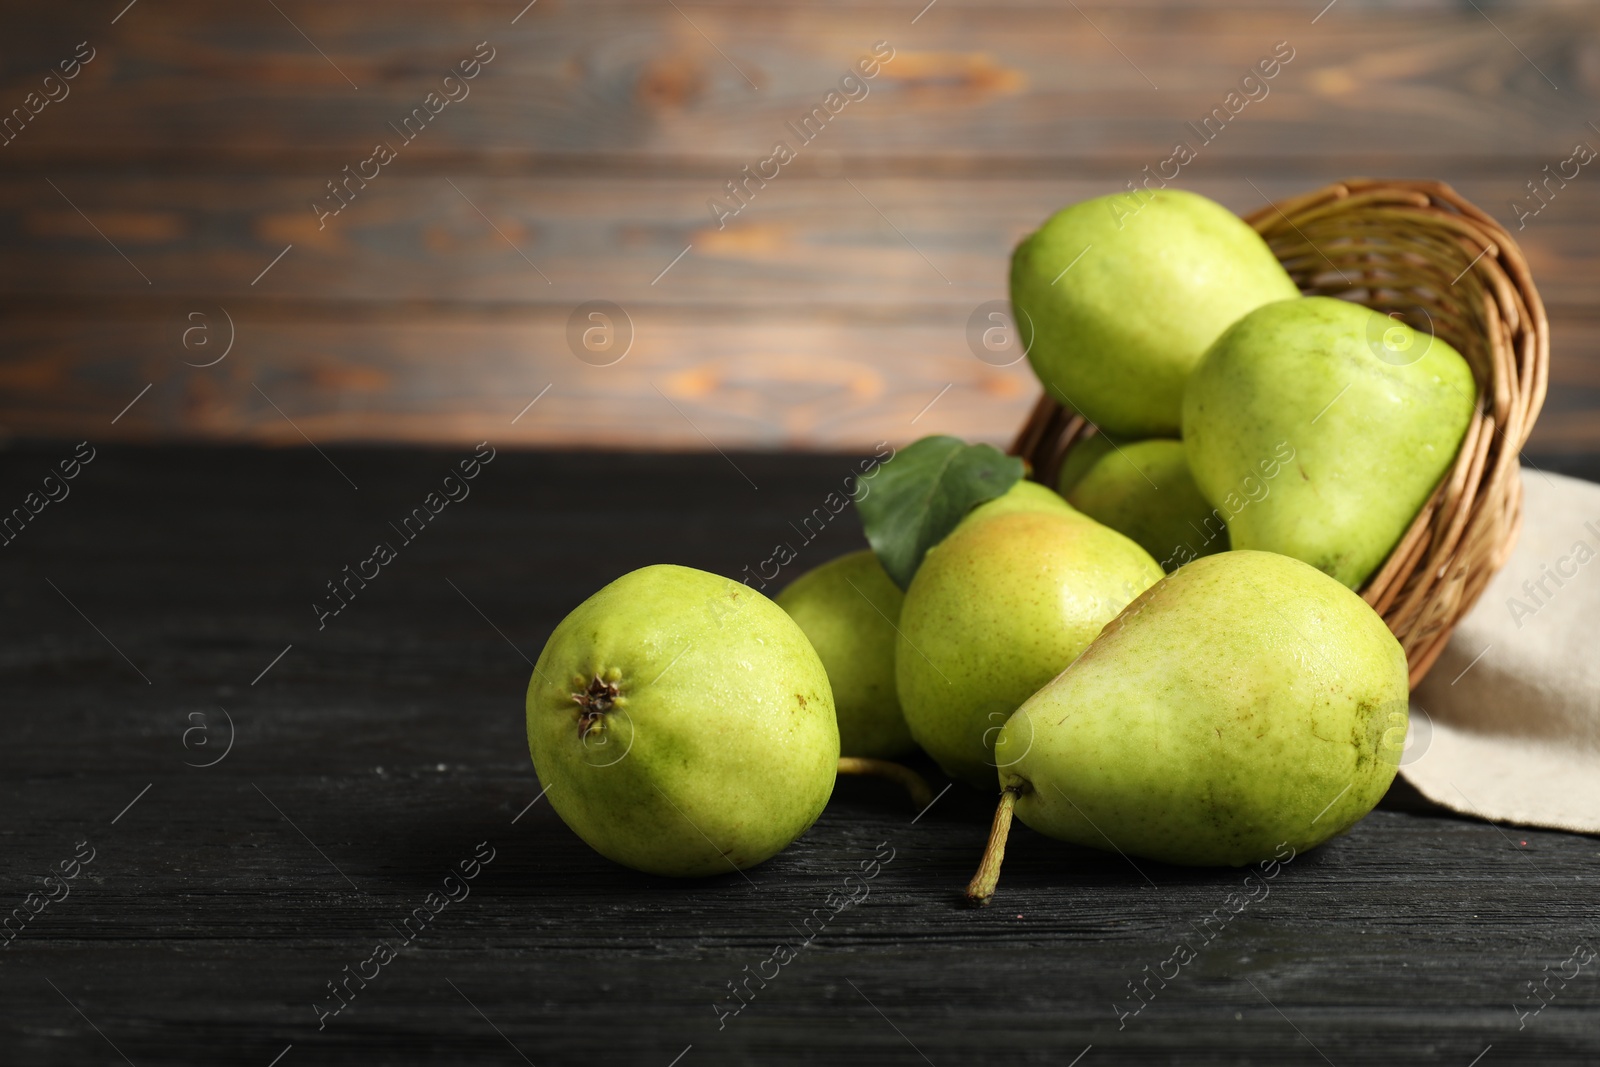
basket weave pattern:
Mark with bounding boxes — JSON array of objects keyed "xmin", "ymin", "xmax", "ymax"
[{"xmin": 1010, "ymin": 180, "xmax": 1550, "ymax": 687}]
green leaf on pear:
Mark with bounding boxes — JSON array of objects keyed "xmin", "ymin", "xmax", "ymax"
[{"xmin": 857, "ymin": 435, "xmax": 1024, "ymax": 589}]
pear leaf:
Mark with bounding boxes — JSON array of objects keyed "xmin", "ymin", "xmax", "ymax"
[{"xmin": 858, "ymin": 435, "xmax": 1024, "ymax": 589}]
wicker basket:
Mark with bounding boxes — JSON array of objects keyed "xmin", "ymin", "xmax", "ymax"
[{"xmin": 1010, "ymin": 179, "xmax": 1549, "ymax": 687}]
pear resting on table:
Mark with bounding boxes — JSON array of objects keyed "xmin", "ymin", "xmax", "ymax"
[{"xmin": 966, "ymin": 550, "xmax": 1409, "ymax": 904}]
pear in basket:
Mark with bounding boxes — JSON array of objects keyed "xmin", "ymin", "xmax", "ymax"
[
  {"xmin": 1011, "ymin": 189, "xmax": 1300, "ymax": 438},
  {"xmin": 1183, "ymin": 297, "xmax": 1476, "ymax": 589}
]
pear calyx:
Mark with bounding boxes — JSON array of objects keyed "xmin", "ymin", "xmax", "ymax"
[{"xmin": 572, "ymin": 673, "xmax": 620, "ymax": 739}]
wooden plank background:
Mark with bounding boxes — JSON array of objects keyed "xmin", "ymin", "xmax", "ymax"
[{"xmin": 2, "ymin": 0, "xmax": 1599, "ymax": 451}]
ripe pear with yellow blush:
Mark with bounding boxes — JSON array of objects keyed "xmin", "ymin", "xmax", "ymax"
[{"xmin": 896, "ymin": 481, "xmax": 1163, "ymax": 788}]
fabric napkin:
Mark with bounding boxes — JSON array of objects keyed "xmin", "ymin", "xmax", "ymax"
[{"xmin": 1403, "ymin": 469, "xmax": 1600, "ymax": 835}]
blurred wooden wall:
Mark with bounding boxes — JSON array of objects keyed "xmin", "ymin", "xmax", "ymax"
[{"xmin": 1, "ymin": 0, "xmax": 1598, "ymax": 452}]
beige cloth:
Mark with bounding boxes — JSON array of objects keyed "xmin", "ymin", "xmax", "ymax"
[{"xmin": 1404, "ymin": 469, "xmax": 1600, "ymax": 835}]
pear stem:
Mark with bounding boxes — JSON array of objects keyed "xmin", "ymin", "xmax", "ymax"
[
  {"xmin": 836, "ymin": 757, "xmax": 935, "ymax": 809},
  {"xmin": 965, "ymin": 787, "xmax": 1021, "ymax": 907}
]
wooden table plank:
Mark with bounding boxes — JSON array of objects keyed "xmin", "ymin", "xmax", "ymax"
[
  {"xmin": 0, "ymin": 445, "xmax": 1595, "ymax": 1065},
  {"xmin": 0, "ymin": 1, "xmax": 1595, "ymax": 170},
  {"xmin": 3, "ymin": 176, "xmax": 1596, "ymax": 305},
  {"xmin": 2, "ymin": 169, "xmax": 1597, "ymax": 451},
  {"xmin": 3, "ymin": 304, "xmax": 1596, "ymax": 452},
  {"xmin": 0, "ymin": 308, "xmax": 1039, "ymax": 449},
  {"xmin": 2, "ymin": 303, "xmax": 1597, "ymax": 452}
]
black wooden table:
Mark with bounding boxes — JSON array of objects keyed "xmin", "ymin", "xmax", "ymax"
[{"xmin": 1, "ymin": 444, "xmax": 1596, "ymax": 1066}]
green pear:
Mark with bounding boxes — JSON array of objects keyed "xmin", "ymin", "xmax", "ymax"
[
  {"xmin": 1183, "ymin": 296, "xmax": 1477, "ymax": 589},
  {"xmin": 1062, "ymin": 438, "xmax": 1224, "ymax": 572},
  {"xmin": 897, "ymin": 481, "xmax": 1164, "ymax": 789},
  {"xmin": 526, "ymin": 564, "xmax": 839, "ymax": 877},
  {"xmin": 776, "ymin": 550, "xmax": 915, "ymax": 759},
  {"xmin": 1012, "ymin": 189, "xmax": 1300, "ymax": 438},
  {"xmin": 1053, "ymin": 432, "xmax": 1117, "ymax": 496},
  {"xmin": 958, "ymin": 478, "xmax": 1073, "ymax": 522},
  {"xmin": 967, "ymin": 550, "xmax": 1408, "ymax": 903}
]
